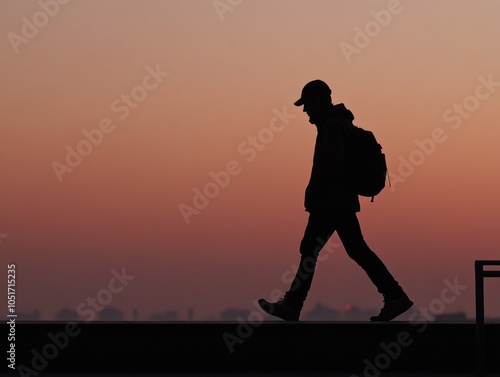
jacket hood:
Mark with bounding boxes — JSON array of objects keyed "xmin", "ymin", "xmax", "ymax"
[{"xmin": 330, "ymin": 103, "xmax": 354, "ymax": 122}]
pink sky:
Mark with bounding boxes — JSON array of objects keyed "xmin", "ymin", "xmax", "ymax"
[{"xmin": 1, "ymin": 0, "xmax": 500, "ymax": 321}]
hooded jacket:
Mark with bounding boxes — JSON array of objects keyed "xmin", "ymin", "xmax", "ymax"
[{"xmin": 304, "ymin": 103, "xmax": 360, "ymax": 214}]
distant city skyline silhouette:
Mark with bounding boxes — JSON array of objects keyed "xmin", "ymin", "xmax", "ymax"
[{"xmin": 15, "ymin": 302, "xmax": 500, "ymax": 322}]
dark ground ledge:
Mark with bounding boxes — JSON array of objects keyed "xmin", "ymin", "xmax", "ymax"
[{"xmin": 2, "ymin": 321, "xmax": 499, "ymax": 375}]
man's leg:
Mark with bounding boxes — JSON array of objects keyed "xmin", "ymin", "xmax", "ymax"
[
  {"xmin": 258, "ymin": 212, "xmax": 335, "ymax": 320},
  {"xmin": 336, "ymin": 212, "xmax": 403, "ymax": 298},
  {"xmin": 336, "ymin": 212, "xmax": 412, "ymax": 320},
  {"xmin": 283, "ymin": 212, "xmax": 336, "ymax": 312}
]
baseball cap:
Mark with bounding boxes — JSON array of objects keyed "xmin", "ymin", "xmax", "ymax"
[{"xmin": 294, "ymin": 80, "xmax": 332, "ymax": 106}]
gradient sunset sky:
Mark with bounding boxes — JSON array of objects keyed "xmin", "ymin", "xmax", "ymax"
[{"xmin": 1, "ymin": 0, "xmax": 499, "ymax": 321}]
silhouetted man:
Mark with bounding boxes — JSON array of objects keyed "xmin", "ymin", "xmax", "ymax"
[{"xmin": 258, "ymin": 80, "xmax": 413, "ymax": 321}]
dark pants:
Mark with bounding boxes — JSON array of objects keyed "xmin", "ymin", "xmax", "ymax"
[{"xmin": 284, "ymin": 211, "xmax": 404, "ymax": 311}]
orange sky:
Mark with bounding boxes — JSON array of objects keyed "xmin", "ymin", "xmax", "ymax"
[{"xmin": 1, "ymin": 0, "xmax": 500, "ymax": 321}]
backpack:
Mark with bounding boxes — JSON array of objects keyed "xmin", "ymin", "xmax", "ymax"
[{"xmin": 344, "ymin": 122, "xmax": 389, "ymax": 202}]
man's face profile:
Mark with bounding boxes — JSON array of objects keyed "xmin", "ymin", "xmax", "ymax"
[{"xmin": 302, "ymin": 97, "xmax": 323, "ymax": 125}]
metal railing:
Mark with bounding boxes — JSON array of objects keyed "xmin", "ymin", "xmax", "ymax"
[{"xmin": 475, "ymin": 260, "xmax": 500, "ymax": 377}]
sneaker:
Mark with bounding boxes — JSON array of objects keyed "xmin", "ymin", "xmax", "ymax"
[
  {"xmin": 258, "ymin": 298, "xmax": 300, "ymax": 321},
  {"xmin": 370, "ymin": 293, "xmax": 413, "ymax": 322}
]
